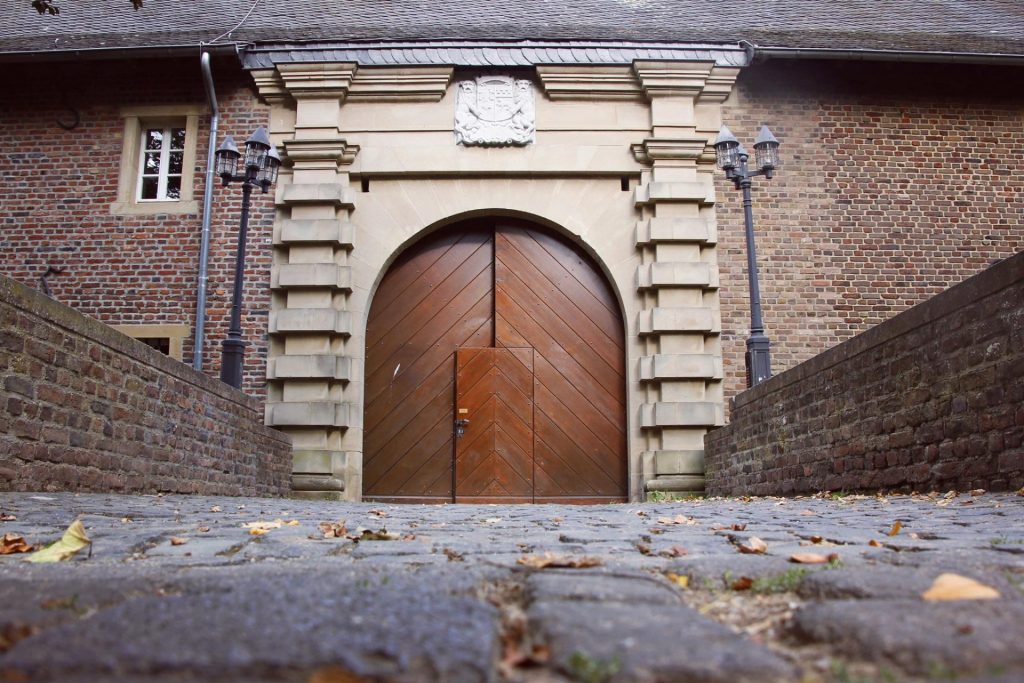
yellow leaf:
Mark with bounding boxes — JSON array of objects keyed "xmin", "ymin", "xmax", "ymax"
[
  {"xmin": 243, "ymin": 520, "xmax": 285, "ymax": 532},
  {"xmin": 27, "ymin": 520, "xmax": 90, "ymax": 563},
  {"xmin": 284, "ymin": 520, "xmax": 300, "ymax": 526},
  {"xmin": 249, "ymin": 528, "xmax": 269, "ymax": 536},
  {"xmin": 868, "ymin": 539, "xmax": 882, "ymax": 547},
  {"xmin": 887, "ymin": 521, "xmax": 903, "ymax": 536},
  {"xmin": 517, "ymin": 553, "xmax": 603, "ymax": 569},
  {"xmin": 170, "ymin": 537, "xmax": 188, "ymax": 546},
  {"xmin": 922, "ymin": 573, "xmax": 1000, "ymax": 601},
  {"xmin": 665, "ymin": 572, "xmax": 690, "ymax": 588}
]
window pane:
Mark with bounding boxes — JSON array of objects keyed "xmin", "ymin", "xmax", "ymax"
[
  {"xmin": 140, "ymin": 176, "xmax": 159, "ymax": 199},
  {"xmin": 171, "ymin": 128, "xmax": 186, "ymax": 149},
  {"xmin": 168, "ymin": 151, "xmax": 183, "ymax": 174},
  {"xmin": 145, "ymin": 129, "xmax": 163, "ymax": 150},
  {"xmin": 144, "ymin": 152, "xmax": 161, "ymax": 173},
  {"xmin": 166, "ymin": 176, "xmax": 181, "ymax": 199}
]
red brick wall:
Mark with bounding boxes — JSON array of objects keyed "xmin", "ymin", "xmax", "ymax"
[
  {"xmin": 0, "ymin": 275, "xmax": 291, "ymax": 496},
  {"xmin": 705, "ymin": 250, "xmax": 1024, "ymax": 496},
  {"xmin": 718, "ymin": 60, "xmax": 1024, "ymax": 405},
  {"xmin": 0, "ymin": 57, "xmax": 273, "ymax": 396}
]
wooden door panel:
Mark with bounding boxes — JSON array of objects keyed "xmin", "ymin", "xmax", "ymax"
[
  {"xmin": 455, "ymin": 347, "xmax": 535, "ymax": 502},
  {"xmin": 364, "ymin": 227, "xmax": 494, "ymax": 502},
  {"xmin": 495, "ymin": 225, "xmax": 627, "ymax": 501}
]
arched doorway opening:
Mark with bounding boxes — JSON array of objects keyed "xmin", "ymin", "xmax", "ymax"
[{"xmin": 363, "ymin": 217, "xmax": 627, "ymax": 503}]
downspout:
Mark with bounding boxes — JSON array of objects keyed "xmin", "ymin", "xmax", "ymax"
[{"xmin": 194, "ymin": 50, "xmax": 219, "ymax": 371}]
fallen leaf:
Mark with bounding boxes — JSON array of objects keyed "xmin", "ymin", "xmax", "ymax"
[
  {"xmin": 242, "ymin": 519, "xmax": 287, "ymax": 533},
  {"xmin": 482, "ymin": 517, "xmax": 502, "ymax": 525},
  {"xmin": 790, "ymin": 553, "xmax": 830, "ymax": 564},
  {"xmin": 349, "ymin": 528, "xmax": 400, "ymax": 541},
  {"xmin": 661, "ymin": 545, "xmax": 688, "ymax": 558},
  {"xmin": 970, "ymin": 489, "xmax": 986, "ymax": 496},
  {"xmin": 665, "ymin": 572, "xmax": 690, "ymax": 588},
  {"xmin": 516, "ymin": 553, "xmax": 602, "ymax": 569},
  {"xmin": 307, "ymin": 665, "xmax": 372, "ymax": 683},
  {"xmin": 550, "ymin": 517, "xmax": 563, "ymax": 524},
  {"xmin": 868, "ymin": 539, "xmax": 882, "ymax": 547},
  {"xmin": 368, "ymin": 509, "xmax": 388, "ymax": 518},
  {"xmin": 318, "ymin": 521, "xmax": 348, "ymax": 538},
  {"xmin": 443, "ymin": 548, "xmax": 464, "ymax": 562},
  {"xmin": 732, "ymin": 523, "xmax": 747, "ymax": 531},
  {"xmin": 809, "ymin": 535, "xmax": 823, "ymax": 544},
  {"xmin": 210, "ymin": 506, "xmax": 222, "ymax": 513},
  {"xmin": 731, "ymin": 576, "xmax": 754, "ymax": 591},
  {"xmin": 0, "ymin": 623, "xmax": 38, "ymax": 653},
  {"xmin": 198, "ymin": 526, "xmax": 210, "ymax": 533},
  {"xmin": 799, "ymin": 509, "xmax": 816, "ymax": 516},
  {"xmin": 922, "ymin": 573, "xmax": 1000, "ymax": 601},
  {"xmin": 961, "ymin": 499, "xmax": 974, "ymax": 505},
  {"xmin": 1, "ymin": 533, "xmax": 34, "ymax": 555},
  {"xmin": 120, "ymin": 517, "xmax": 133, "ymax": 523},
  {"xmin": 648, "ymin": 526, "xmax": 665, "ymax": 535},
  {"xmin": 284, "ymin": 520, "xmax": 300, "ymax": 526},
  {"xmin": 0, "ymin": 513, "xmax": 16, "ymax": 522},
  {"xmin": 887, "ymin": 521, "xmax": 903, "ymax": 536},
  {"xmin": 737, "ymin": 536, "xmax": 768, "ymax": 554},
  {"xmin": 27, "ymin": 520, "xmax": 91, "ymax": 563},
  {"xmin": 249, "ymin": 528, "xmax": 269, "ymax": 536},
  {"xmin": 636, "ymin": 542, "xmax": 652, "ymax": 555},
  {"xmin": 170, "ymin": 537, "xmax": 188, "ymax": 546},
  {"xmin": 657, "ymin": 515, "xmax": 697, "ymax": 526}
]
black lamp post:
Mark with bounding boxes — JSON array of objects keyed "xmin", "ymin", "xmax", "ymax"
[
  {"xmin": 714, "ymin": 124, "xmax": 780, "ymax": 388},
  {"xmin": 214, "ymin": 126, "xmax": 281, "ymax": 389}
]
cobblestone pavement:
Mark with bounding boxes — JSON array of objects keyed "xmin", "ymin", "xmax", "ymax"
[{"xmin": 1, "ymin": 491, "xmax": 1022, "ymax": 683}]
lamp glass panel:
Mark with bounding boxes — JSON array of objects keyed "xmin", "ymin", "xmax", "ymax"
[
  {"xmin": 216, "ymin": 150, "xmax": 238, "ymax": 177},
  {"xmin": 755, "ymin": 143, "xmax": 780, "ymax": 170},
  {"xmin": 715, "ymin": 142, "xmax": 739, "ymax": 169},
  {"xmin": 244, "ymin": 143, "xmax": 268, "ymax": 170}
]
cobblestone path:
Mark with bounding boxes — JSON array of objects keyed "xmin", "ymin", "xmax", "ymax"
[{"xmin": 1, "ymin": 491, "xmax": 1022, "ymax": 682}]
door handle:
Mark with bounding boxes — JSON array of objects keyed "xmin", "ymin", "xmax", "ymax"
[{"xmin": 454, "ymin": 418, "xmax": 470, "ymax": 439}]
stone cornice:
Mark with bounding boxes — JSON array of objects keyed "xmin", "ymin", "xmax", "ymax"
[
  {"xmin": 276, "ymin": 62, "xmax": 358, "ymax": 99},
  {"xmin": 536, "ymin": 65, "xmax": 643, "ymax": 100},
  {"xmin": 281, "ymin": 138, "xmax": 360, "ymax": 169},
  {"xmin": 633, "ymin": 60, "xmax": 717, "ymax": 99},
  {"xmin": 348, "ymin": 66, "xmax": 454, "ymax": 102},
  {"xmin": 631, "ymin": 137, "xmax": 709, "ymax": 163}
]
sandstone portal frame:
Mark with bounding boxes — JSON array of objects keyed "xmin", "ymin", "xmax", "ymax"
[{"xmin": 251, "ymin": 53, "xmax": 739, "ymax": 501}]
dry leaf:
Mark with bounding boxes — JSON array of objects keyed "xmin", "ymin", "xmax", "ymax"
[
  {"xmin": 243, "ymin": 519, "xmax": 287, "ymax": 534},
  {"xmin": 0, "ymin": 623, "xmax": 38, "ymax": 653},
  {"xmin": 737, "ymin": 536, "xmax": 768, "ymax": 554},
  {"xmin": 350, "ymin": 528, "xmax": 400, "ymax": 541},
  {"xmin": 318, "ymin": 521, "xmax": 348, "ymax": 538},
  {"xmin": 799, "ymin": 509, "xmax": 816, "ymax": 516},
  {"xmin": 732, "ymin": 523, "xmax": 748, "ymax": 531},
  {"xmin": 443, "ymin": 548, "xmax": 465, "ymax": 562},
  {"xmin": 284, "ymin": 520, "xmax": 300, "ymax": 526},
  {"xmin": 249, "ymin": 528, "xmax": 269, "ymax": 536},
  {"xmin": 516, "ymin": 553, "xmax": 602, "ymax": 569},
  {"xmin": 809, "ymin": 535, "xmax": 823, "ymax": 544},
  {"xmin": 482, "ymin": 517, "xmax": 502, "ymax": 525},
  {"xmin": 0, "ymin": 514, "xmax": 16, "ymax": 522},
  {"xmin": 661, "ymin": 545, "xmax": 688, "ymax": 558},
  {"xmin": 790, "ymin": 553, "xmax": 830, "ymax": 564},
  {"xmin": 1, "ymin": 533, "xmax": 34, "ymax": 555},
  {"xmin": 636, "ymin": 542, "xmax": 652, "ymax": 555},
  {"xmin": 665, "ymin": 572, "xmax": 690, "ymax": 588},
  {"xmin": 27, "ymin": 520, "xmax": 91, "ymax": 563},
  {"xmin": 731, "ymin": 576, "xmax": 754, "ymax": 591},
  {"xmin": 868, "ymin": 539, "xmax": 882, "ymax": 547},
  {"xmin": 120, "ymin": 517, "xmax": 133, "ymax": 523},
  {"xmin": 210, "ymin": 506, "xmax": 222, "ymax": 513},
  {"xmin": 970, "ymin": 489, "xmax": 986, "ymax": 496},
  {"xmin": 922, "ymin": 573, "xmax": 1000, "ymax": 601},
  {"xmin": 198, "ymin": 526, "xmax": 210, "ymax": 533},
  {"xmin": 368, "ymin": 509, "xmax": 388, "ymax": 518},
  {"xmin": 887, "ymin": 521, "xmax": 903, "ymax": 536},
  {"xmin": 649, "ymin": 526, "xmax": 665, "ymax": 535},
  {"xmin": 656, "ymin": 515, "xmax": 697, "ymax": 526},
  {"xmin": 170, "ymin": 537, "xmax": 188, "ymax": 546},
  {"xmin": 307, "ymin": 665, "xmax": 371, "ymax": 683}
]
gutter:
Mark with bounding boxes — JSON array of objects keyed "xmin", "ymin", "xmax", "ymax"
[
  {"xmin": 743, "ymin": 42, "xmax": 1024, "ymax": 66},
  {"xmin": 194, "ymin": 50, "xmax": 219, "ymax": 372},
  {"xmin": 0, "ymin": 42, "xmax": 239, "ymax": 63}
]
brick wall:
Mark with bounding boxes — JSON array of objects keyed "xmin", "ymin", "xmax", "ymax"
[
  {"xmin": 718, "ymin": 60, "xmax": 1024, "ymax": 406},
  {"xmin": 705, "ymin": 250, "xmax": 1023, "ymax": 496},
  {"xmin": 0, "ymin": 275, "xmax": 291, "ymax": 496},
  {"xmin": 0, "ymin": 57, "xmax": 273, "ymax": 396}
]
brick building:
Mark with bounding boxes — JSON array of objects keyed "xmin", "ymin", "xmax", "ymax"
[{"xmin": 1, "ymin": 1, "xmax": 1021, "ymax": 501}]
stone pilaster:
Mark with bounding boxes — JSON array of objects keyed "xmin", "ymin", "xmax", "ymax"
[{"xmin": 631, "ymin": 61, "xmax": 739, "ymax": 495}]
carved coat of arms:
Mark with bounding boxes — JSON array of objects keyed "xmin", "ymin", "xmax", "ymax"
[{"xmin": 455, "ymin": 75, "xmax": 535, "ymax": 146}]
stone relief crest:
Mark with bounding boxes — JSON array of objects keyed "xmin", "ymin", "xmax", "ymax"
[{"xmin": 454, "ymin": 75, "xmax": 535, "ymax": 146}]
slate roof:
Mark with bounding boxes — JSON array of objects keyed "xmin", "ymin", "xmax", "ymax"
[{"xmin": 1, "ymin": 0, "xmax": 1023, "ymax": 58}]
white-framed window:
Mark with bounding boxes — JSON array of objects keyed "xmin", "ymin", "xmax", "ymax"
[
  {"xmin": 137, "ymin": 126, "xmax": 187, "ymax": 201},
  {"xmin": 111, "ymin": 104, "xmax": 204, "ymax": 216}
]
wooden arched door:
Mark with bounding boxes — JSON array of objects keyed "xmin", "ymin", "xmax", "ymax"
[{"xmin": 363, "ymin": 219, "xmax": 626, "ymax": 503}]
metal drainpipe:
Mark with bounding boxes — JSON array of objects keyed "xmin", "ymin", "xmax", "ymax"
[{"xmin": 194, "ymin": 50, "xmax": 219, "ymax": 372}]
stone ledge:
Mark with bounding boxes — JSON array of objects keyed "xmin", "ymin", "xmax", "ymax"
[
  {"xmin": 636, "ymin": 218, "xmax": 715, "ymax": 245},
  {"xmin": 645, "ymin": 474, "xmax": 706, "ymax": 492},
  {"xmin": 277, "ymin": 219, "xmax": 354, "ymax": 247},
  {"xmin": 639, "ymin": 354, "xmax": 723, "ymax": 381},
  {"xmin": 640, "ymin": 401, "xmax": 723, "ymax": 428},
  {"xmin": 291, "ymin": 474, "xmax": 345, "ymax": 492},
  {"xmin": 637, "ymin": 307, "xmax": 718, "ymax": 335},
  {"xmin": 275, "ymin": 183, "xmax": 356, "ymax": 208},
  {"xmin": 268, "ymin": 354, "xmax": 351, "ymax": 380},
  {"xmin": 265, "ymin": 401, "xmax": 358, "ymax": 428},
  {"xmin": 271, "ymin": 264, "xmax": 352, "ymax": 291},
  {"xmin": 634, "ymin": 181, "xmax": 713, "ymax": 207},
  {"xmin": 636, "ymin": 262, "xmax": 716, "ymax": 290},
  {"xmin": 269, "ymin": 309, "xmax": 352, "ymax": 335}
]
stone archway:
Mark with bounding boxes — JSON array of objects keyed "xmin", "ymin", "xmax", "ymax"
[{"xmin": 363, "ymin": 217, "xmax": 628, "ymax": 503}]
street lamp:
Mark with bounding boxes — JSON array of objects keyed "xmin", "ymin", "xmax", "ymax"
[
  {"xmin": 714, "ymin": 124, "xmax": 780, "ymax": 388},
  {"xmin": 214, "ymin": 126, "xmax": 281, "ymax": 389}
]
